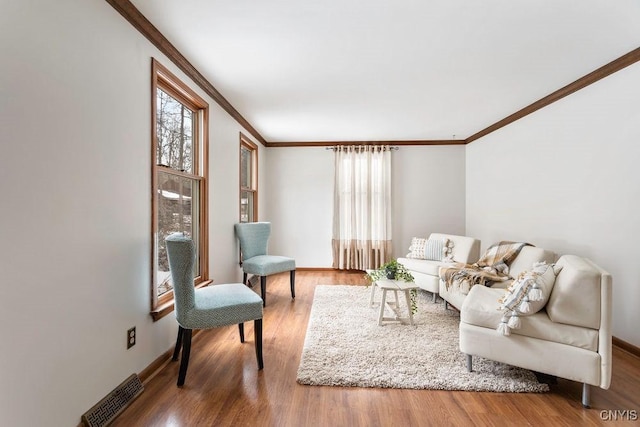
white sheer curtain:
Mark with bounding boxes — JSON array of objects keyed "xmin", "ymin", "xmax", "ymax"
[{"xmin": 332, "ymin": 145, "xmax": 392, "ymax": 270}]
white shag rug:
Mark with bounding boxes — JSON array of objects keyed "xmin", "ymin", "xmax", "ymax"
[{"xmin": 296, "ymin": 285, "xmax": 549, "ymax": 392}]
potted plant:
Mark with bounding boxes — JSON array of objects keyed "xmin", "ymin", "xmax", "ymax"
[{"xmin": 366, "ymin": 259, "xmax": 417, "ymax": 314}]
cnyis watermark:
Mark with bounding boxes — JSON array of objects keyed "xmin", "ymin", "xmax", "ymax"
[{"xmin": 599, "ymin": 410, "xmax": 638, "ymax": 421}]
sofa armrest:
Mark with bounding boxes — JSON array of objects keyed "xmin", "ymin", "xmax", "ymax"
[
  {"xmin": 599, "ymin": 264, "xmax": 613, "ymax": 389},
  {"xmin": 547, "ymin": 255, "xmax": 612, "ymax": 389}
]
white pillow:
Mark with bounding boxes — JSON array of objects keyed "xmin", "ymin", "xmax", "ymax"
[
  {"xmin": 406, "ymin": 237, "xmax": 427, "ymax": 259},
  {"xmin": 496, "ymin": 262, "xmax": 562, "ymax": 336},
  {"xmin": 406, "ymin": 237, "xmax": 448, "ymax": 261},
  {"xmin": 443, "ymin": 239, "xmax": 455, "ymax": 262}
]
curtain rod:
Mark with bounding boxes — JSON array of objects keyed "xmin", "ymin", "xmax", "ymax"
[{"xmin": 324, "ymin": 146, "xmax": 399, "ymax": 151}]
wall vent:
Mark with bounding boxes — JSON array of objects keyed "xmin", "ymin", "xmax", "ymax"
[{"xmin": 81, "ymin": 373, "xmax": 144, "ymax": 427}]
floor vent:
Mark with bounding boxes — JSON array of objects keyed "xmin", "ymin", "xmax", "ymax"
[{"xmin": 82, "ymin": 373, "xmax": 144, "ymax": 427}]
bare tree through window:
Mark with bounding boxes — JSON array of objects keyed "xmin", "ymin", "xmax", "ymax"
[{"xmin": 151, "ymin": 59, "xmax": 208, "ymax": 315}]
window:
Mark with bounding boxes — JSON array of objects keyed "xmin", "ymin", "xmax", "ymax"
[
  {"xmin": 239, "ymin": 133, "xmax": 258, "ymax": 223},
  {"xmin": 151, "ymin": 59, "xmax": 209, "ymax": 320},
  {"xmin": 332, "ymin": 145, "xmax": 392, "ymax": 270}
]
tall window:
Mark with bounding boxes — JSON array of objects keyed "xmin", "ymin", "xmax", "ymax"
[
  {"xmin": 240, "ymin": 134, "xmax": 258, "ymax": 223},
  {"xmin": 332, "ymin": 145, "xmax": 392, "ymax": 270},
  {"xmin": 151, "ymin": 59, "xmax": 209, "ymax": 319}
]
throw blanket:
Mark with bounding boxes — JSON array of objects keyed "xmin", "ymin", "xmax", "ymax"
[{"xmin": 439, "ymin": 241, "xmax": 531, "ymax": 294}]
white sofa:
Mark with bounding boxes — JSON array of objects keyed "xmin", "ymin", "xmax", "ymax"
[
  {"xmin": 439, "ymin": 246, "xmax": 556, "ymax": 310},
  {"xmin": 459, "ymin": 254, "xmax": 612, "ymax": 407},
  {"xmin": 398, "ymin": 233, "xmax": 481, "ymax": 302}
]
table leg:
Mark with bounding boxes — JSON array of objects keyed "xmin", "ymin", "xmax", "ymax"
[
  {"xmin": 378, "ymin": 289, "xmax": 387, "ymax": 326},
  {"xmin": 392, "ymin": 290, "xmax": 399, "ymax": 308},
  {"xmin": 369, "ymin": 282, "xmax": 377, "ymax": 307}
]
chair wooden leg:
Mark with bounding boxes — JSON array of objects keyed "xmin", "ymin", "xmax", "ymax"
[
  {"xmin": 172, "ymin": 326, "xmax": 184, "ymax": 361},
  {"xmin": 177, "ymin": 329, "xmax": 192, "ymax": 387},
  {"xmin": 243, "ymin": 272, "xmax": 248, "ymax": 286},
  {"xmin": 238, "ymin": 323, "xmax": 245, "ymax": 343},
  {"xmin": 260, "ymin": 276, "xmax": 267, "ymax": 307},
  {"xmin": 254, "ymin": 319, "xmax": 264, "ymax": 370},
  {"xmin": 290, "ymin": 270, "xmax": 296, "ymax": 299}
]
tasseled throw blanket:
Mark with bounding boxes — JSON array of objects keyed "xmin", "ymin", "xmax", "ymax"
[{"xmin": 439, "ymin": 241, "xmax": 531, "ymax": 295}]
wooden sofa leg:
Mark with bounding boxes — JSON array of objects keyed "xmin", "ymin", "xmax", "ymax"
[
  {"xmin": 582, "ymin": 383, "xmax": 590, "ymax": 408},
  {"xmin": 290, "ymin": 270, "xmax": 296, "ymax": 299},
  {"xmin": 432, "ymin": 292, "xmax": 437, "ymax": 303},
  {"xmin": 466, "ymin": 354, "xmax": 473, "ymax": 372}
]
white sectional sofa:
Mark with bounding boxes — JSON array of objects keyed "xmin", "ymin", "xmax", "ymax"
[
  {"xmin": 439, "ymin": 246, "xmax": 556, "ymax": 310},
  {"xmin": 459, "ymin": 254, "xmax": 612, "ymax": 407},
  {"xmin": 398, "ymin": 233, "xmax": 481, "ymax": 302}
]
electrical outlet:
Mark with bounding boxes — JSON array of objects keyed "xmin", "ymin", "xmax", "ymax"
[{"xmin": 127, "ymin": 327, "xmax": 136, "ymax": 349}]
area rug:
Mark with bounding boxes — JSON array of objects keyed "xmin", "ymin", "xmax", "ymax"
[{"xmin": 296, "ymin": 285, "xmax": 549, "ymax": 392}]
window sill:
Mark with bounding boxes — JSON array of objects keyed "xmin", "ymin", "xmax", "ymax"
[{"xmin": 150, "ymin": 280, "xmax": 212, "ymax": 321}]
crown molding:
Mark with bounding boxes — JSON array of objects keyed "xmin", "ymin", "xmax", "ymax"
[
  {"xmin": 266, "ymin": 140, "xmax": 465, "ymax": 147},
  {"xmin": 105, "ymin": 0, "xmax": 267, "ymax": 146},
  {"xmin": 105, "ymin": 0, "xmax": 639, "ymax": 148},
  {"xmin": 466, "ymin": 47, "xmax": 640, "ymax": 144}
]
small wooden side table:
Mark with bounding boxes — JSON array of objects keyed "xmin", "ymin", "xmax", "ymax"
[{"xmin": 370, "ymin": 278, "xmax": 418, "ymax": 326}]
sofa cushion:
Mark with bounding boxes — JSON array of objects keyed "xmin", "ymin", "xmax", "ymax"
[
  {"xmin": 508, "ymin": 246, "xmax": 556, "ymax": 278},
  {"xmin": 461, "ymin": 286, "xmax": 505, "ymax": 328},
  {"xmin": 461, "ymin": 285, "xmax": 598, "ymax": 351},
  {"xmin": 547, "ymin": 255, "xmax": 602, "ymax": 330},
  {"xmin": 497, "ymin": 262, "xmax": 562, "ymax": 335},
  {"xmin": 406, "ymin": 237, "xmax": 448, "ymax": 261},
  {"xmin": 397, "ymin": 257, "xmax": 445, "ymax": 276},
  {"xmin": 430, "ymin": 233, "xmax": 480, "ymax": 264}
]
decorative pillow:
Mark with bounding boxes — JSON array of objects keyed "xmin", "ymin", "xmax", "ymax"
[
  {"xmin": 443, "ymin": 239, "xmax": 455, "ymax": 262},
  {"xmin": 406, "ymin": 237, "xmax": 427, "ymax": 259},
  {"xmin": 406, "ymin": 237, "xmax": 448, "ymax": 261},
  {"xmin": 496, "ymin": 261, "xmax": 563, "ymax": 336}
]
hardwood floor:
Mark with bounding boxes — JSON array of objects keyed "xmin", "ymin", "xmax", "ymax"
[{"xmin": 112, "ymin": 271, "xmax": 640, "ymax": 426}]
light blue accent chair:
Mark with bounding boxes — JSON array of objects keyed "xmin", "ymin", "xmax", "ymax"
[
  {"xmin": 234, "ymin": 222, "xmax": 296, "ymax": 307},
  {"xmin": 165, "ymin": 233, "xmax": 264, "ymax": 387}
]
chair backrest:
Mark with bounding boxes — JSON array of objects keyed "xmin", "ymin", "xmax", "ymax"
[
  {"xmin": 165, "ymin": 233, "xmax": 196, "ymax": 324},
  {"xmin": 235, "ymin": 222, "xmax": 271, "ymax": 260}
]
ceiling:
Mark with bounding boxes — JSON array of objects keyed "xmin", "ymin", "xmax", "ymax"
[{"xmin": 129, "ymin": 0, "xmax": 640, "ymax": 144}]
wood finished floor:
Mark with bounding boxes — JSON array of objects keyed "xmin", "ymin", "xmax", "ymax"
[{"xmin": 112, "ymin": 271, "xmax": 640, "ymax": 427}]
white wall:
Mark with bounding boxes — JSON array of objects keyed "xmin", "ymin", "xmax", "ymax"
[
  {"xmin": 466, "ymin": 62, "xmax": 640, "ymax": 347},
  {"xmin": 0, "ymin": 1, "xmax": 259, "ymax": 425},
  {"xmin": 266, "ymin": 146, "xmax": 466, "ymax": 267},
  {"xmin": 265, "ymin": 147, "xmax": 334, "ymax": 267},
  {"xmin": 392, "ymin": 146, "xmax": 466, "ymax": 257}
]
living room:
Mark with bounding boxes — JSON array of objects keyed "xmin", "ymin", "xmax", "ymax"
[{"xmin": 2, "ymin": 1, "xmax": 639, "ymax": 426}]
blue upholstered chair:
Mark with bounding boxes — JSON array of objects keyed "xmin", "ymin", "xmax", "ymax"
[
  {"xmin": 165, "ymin": 233, "xmax": 264, "ymax": 387},
  {"xmin": 234, "ymin": 222, "xmax": 296, "ymax": 307}
]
